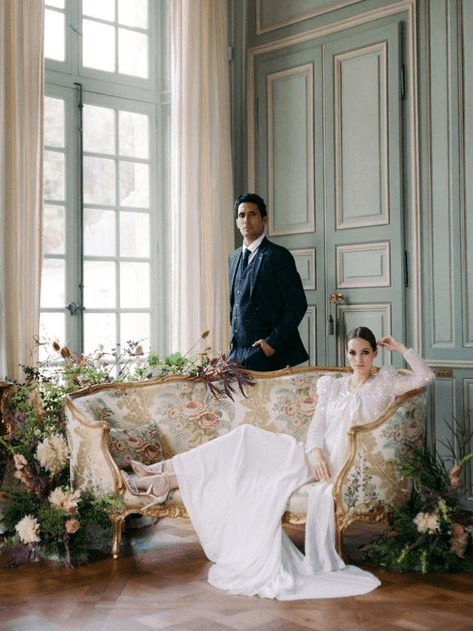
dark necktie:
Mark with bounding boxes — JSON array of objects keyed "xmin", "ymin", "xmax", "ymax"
[{"xmin": 242, "ymin": 248, "xmax": 250, "ymax": 270}]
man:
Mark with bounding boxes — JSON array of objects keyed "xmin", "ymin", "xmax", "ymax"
[{"xmin": 228, "ymin": 193, "xmax": 309, "ymax": 371}]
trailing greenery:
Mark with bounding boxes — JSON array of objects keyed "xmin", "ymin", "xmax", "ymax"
[{"xmin": 0, "ymin": 335, "xmax": 252, "ymax": 567}]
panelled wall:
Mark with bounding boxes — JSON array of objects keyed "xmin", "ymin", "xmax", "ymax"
[{"xmin": 229, "ymin": 0, "xmax": 473, "ymax": 505}]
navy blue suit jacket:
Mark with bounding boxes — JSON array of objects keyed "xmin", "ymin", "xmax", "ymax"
[{"xmin": 228, "ymin": 237, "xmax": 309, "ymax": 368}]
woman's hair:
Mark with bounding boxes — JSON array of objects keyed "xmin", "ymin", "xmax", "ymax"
[{"xmin": 346, "ymin": 326, "xmax": 377, "ymax": 352}]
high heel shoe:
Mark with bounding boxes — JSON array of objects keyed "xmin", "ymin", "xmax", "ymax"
[
  {"xmin": 121, "ymin": 471, "xmax": 170, "ymax": 508},
  {"xmin": 130, "ymin": 460, "xmax": 168, "ymax": 478}
]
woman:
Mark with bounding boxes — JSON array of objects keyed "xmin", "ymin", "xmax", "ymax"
[{"xmin": 123, "ymin": 327, "xmax": 434, "ymax": 600}]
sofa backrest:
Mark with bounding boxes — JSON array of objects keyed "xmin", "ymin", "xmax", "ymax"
[{"xmin": 66, "ymin": 366, "xmax": 348, "ymax": 460}]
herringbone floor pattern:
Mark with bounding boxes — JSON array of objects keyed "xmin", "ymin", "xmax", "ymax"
[{"xmin": 0, "ymin": 518, "xmax": 472, "ymax": 631}]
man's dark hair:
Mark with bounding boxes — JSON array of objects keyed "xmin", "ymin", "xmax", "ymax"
[{"xmin": 233, "ymin": 193, "xmax": 267, "ymax": 219}]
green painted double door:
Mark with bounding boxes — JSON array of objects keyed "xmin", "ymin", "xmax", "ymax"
[{"xmin": 252, "ymin": 17, "xmax": 406, "ymax": 367}]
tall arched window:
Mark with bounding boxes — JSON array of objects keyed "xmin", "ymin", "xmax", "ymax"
[{"xmin": 41, "ymin": 0, "xmax": 170, "ymax": 358}]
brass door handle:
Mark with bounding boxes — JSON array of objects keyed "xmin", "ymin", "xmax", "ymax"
[{"xmin": 329, "ymin": 291, "xmax": 344, "ymax": 304}]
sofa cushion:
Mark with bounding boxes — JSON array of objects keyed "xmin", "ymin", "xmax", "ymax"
[{"xmin": 108, "ymin": 424, "xmax": 164, "ymax": 471}]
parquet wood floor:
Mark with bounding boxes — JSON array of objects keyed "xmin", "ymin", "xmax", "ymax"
[{"xmin": 0, "ymin": 518, "xmax": 472, "ymax": 631}]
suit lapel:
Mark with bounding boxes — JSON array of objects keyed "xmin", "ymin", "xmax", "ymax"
[{"xmin": 229, "ymin": 247, "xmax": 243, "ymax": 300}]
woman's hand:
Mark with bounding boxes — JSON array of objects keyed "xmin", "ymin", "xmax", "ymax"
[
  {"xmin": 377, "ymin": 336, "xmax": 408, "ymax": 355},
  {"xmin": 308, "ymin": 447, "xmax": 331, "ymax": 482}
]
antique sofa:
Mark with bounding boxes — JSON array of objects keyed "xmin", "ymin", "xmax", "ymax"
[{"xmin": 64, "ymin": 365, "xmax": 427, "ymax": 560}]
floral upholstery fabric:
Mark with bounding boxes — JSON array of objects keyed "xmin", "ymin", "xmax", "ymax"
[
  {"xmin": 337, "ymin": 391, "xmax": 426, "ymax": 524},
  {"xmin": 65, "ymin": 369, "xmax": 427, "ymax": 532}
]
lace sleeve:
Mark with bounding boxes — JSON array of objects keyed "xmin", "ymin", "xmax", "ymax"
[
  {"xmin": 305, "ymin": 376, "xmax": 333, "ymax": 452},
  {"xmin": 381, "ymin": 349, "xmax": 435, "ymax": 398}
]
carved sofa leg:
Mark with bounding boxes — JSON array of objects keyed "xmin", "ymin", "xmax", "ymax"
[
  {"xmin": 111, "ymin": 515, "xmax": 125, "ymax": 560},
  {"xmin": 335, "ymin": 521, "xmax": 344, "ymax": 558}
]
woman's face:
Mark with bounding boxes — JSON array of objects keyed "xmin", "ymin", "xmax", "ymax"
[{"xmin": 346, "ymin": 337, "xmax": 378, "ymax": 375}]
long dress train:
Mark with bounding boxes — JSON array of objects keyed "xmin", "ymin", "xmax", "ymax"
[{"xmin": 172, "ymin": 424, "xmax": 381, "ymax": 600}]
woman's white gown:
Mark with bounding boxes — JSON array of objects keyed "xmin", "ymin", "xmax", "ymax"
[{"xmin": 172, "ymin": 350, "xmax": 434, "ymax": 600}]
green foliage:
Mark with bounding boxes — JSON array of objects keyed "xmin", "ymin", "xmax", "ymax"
[
  {"xmin": 38, "ymin": 505, "xmax": 68, "ymax": 539},
  {"xmin": 365, "ymin": 442, "xmax": 473, "ymax": 574},
  {"xmin": 394, "ymin": 443, "xmax": 451, "ymax": 500},
  {"xmin": 1, "ymin": 491, "xmax": 41, "ymax": 530}
]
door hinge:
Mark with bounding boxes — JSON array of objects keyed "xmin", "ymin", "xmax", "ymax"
[
  {"xmin": 400, "ymin": 64, "xmax": 406, "ymax": 101},
  {"xmin": 228, "ymin": 45, "xmax": 233, "ymax": 62},
  {"xmin": 404, "ymin": 250, "xmax": 409, "ymax": 287}
]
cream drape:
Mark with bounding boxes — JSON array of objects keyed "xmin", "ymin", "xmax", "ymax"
[
  {"xmin": 0, "ymin": 1, "xmax": 44, "ymax": 380},
  {"xmin": 170, "ymin": 0, "xmax": 234, "ymax": 355}
]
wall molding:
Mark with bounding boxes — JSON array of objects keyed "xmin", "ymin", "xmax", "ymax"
[
  {"xmin": 334, "ymin": 41, "xmax": 390, "ymax": 229},
  {"xmin": 255, "ymin": 0, "xmax": 364, "ymax": 35},
  {"xmin": 247, "ymin": 0, "xmax": 422, "ymax": 351},
  {"xmin": 267, "ymin": 64, "xmax": 315, "ymax": 235}
]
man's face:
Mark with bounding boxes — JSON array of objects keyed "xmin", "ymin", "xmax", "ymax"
[{"xmin": 236, "ymin": 202, "xmax": 268, "ymax": 245}]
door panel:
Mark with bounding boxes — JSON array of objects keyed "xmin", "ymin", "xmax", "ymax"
[
  {"xmin": 324, "ymin": 22, "xmax": 404, "ymax": 366},
  {"xmin": 254, "ymin": 43, "xmax": 325, "ymax": 362},
  {"xmin": 252, "ymin": 18, "xmax": 405, "ymax": 367}
]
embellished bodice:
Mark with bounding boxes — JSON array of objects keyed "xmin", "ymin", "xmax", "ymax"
[{"xmin": 305, "ymin": 349, "xmax": 434, "ymax": 454}]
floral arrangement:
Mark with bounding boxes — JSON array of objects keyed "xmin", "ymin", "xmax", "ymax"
[
  {"xmin": 366, "ymin": 431, "xmax": 473, "ymax": 574},
  {"xmin": 0, "ymin": 334, "xmax": 252, "ymax": 567}
]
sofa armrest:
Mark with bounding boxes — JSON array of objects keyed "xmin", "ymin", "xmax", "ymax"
[
  {"xmin": 333, "ymin": 387, "xmax": 426, "ymax": 531},
  {"xmin": 64, "ymin": 396, "xmax": 123, "ymax": 497}
]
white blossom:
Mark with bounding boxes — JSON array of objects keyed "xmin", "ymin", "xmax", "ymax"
[
  {"xmin": 49, "ymin": 487, "xmax": 81, "ymax": 514},
  {"xmin": 15, "ymin": 515, "xmax": 40, "ymax": 544},
  {"xmin": 413, "ymin": 511, "xmax": 440, "ymax": 534},
  {"xmin": 35, "ymin": 433, "xmax": 70, "ymax": 475}
]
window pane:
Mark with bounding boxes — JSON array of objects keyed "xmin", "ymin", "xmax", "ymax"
[
  {"xmin": 83, "ymin": 313, "xmax": 117, "ymax": 355},
  {"xmin": 84, "ymin": 157, "xmax": 116, "ymax": 205},
  {"xmin": 119, "ymin": 212, "xmax": 150, "ymax": 257},
  {"xmin": 39, "ymin": 313, "xmax": 66, "ymax": 362},
  {"xmin": 45, "ymin": 97, "xmax": 65, "ymax": 148},
  {"xmin": 83, "ymin": 105, "xmax": 115, "ymax": 155},
  {"xmin": 121, "ymin": 313, "xmax": 150, "ymax": 349},
  {"xmin": 45, "ymin": 9, "xmax": 65, "ymax": 61},
  {"xmin": 120, "ymin": 262, "xmax": 149, "ymax": 308},
  {"xmin": 84, "ymin": 261, "xmax": 116, "ymax": 308},
  {"xmin": 82, "ymin": 0, "xmax": 115, "ymax": 21},
  {"xmin": 46, "ymin": 0, "xmax": 64, "ymax": 8},
  {"xmin": 44, "ymin": 150, "xmax": 65, "ymax": 200},
  {"xmin": 118, "ymin": 28, "xmax": 148, "ymax": 78},
  {"xmin": 119, "ymin": 161, "xmax": 149, "ymax": 207},
  {"xmin": 84, "ymin": 209, "xmax": 116, "ymax": 256},
  {"xmin": 119, "ymin": 111, "xmax": 149, "ymax": 159},
  {"xmin": 41, "ymin": 259, "xmax": 65, "ymax": 308},
  {"xmin": 83, "ymin": 20, "xmax": 115, "ymax": 72},
  {"xmin": 43, "ymin": 205, "xmax": 65, "ymax": 255},
  {"xmin": 118, "ymin": 0, "xmax": 148, "ymax": 29}
]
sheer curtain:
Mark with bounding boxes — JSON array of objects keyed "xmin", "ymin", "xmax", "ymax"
[
  {"xmin": 0, "ymin": 0, "xmax": 44, "ymax": 380},
  {"xmin": 170, "ymin": 0, "xmax": 234, "ymax": 355}
]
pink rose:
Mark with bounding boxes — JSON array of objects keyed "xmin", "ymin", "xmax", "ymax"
[
  {"xmin": 405, "ymin": 421, "xmax": 422, "ymax": 441},
  {"xmin": 182, "ymin": 400, "xmax": 205, "ymax": 420},
  {"xmin": 127, "ymin": 434, "xmax": 147, "ymax": 450},
  {"xmin": 300, "ymin": 396, "xmax": 316, "ymax": 415},
  {"xmin": 143, "ymin": 444, "xmax": 162, "ymax": 462},
  {"xmin": 65, "ymin": 518, "xmax": 80, "ymax": 534},
  {"xmin": 13, "ymin": 453, "xmax": 28, "ymax": 470},
  {"xmin": 282, "ymin": 402, "xmax": 299, "ymax": 418},
  {"xmin": 199, "ymin": 413, "xmax": 220, "ymax": 430},
  {"xmin": 451, "ymin": 522, "xmax": 468, "ymax": 557}
]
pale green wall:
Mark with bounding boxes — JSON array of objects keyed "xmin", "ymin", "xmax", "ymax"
[{"xmin": 229, "ymin": 0, "xmax": 473, "ymax": 505}]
